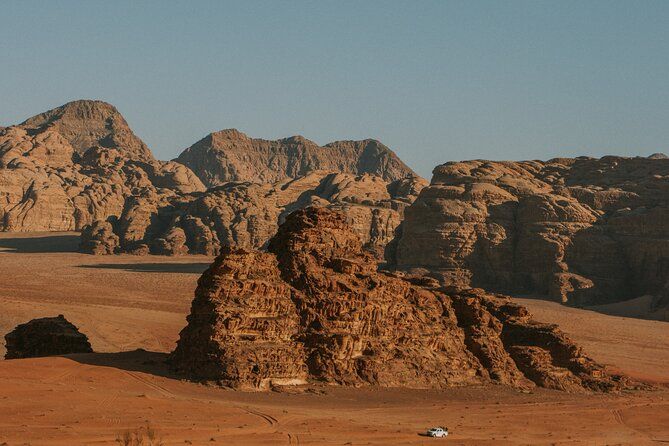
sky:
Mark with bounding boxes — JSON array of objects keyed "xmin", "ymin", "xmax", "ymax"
[{"xmin": 2, "ymin": 1, "xmax": 669, "ymax": 178}]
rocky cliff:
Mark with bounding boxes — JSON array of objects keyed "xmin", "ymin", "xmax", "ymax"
[
  {"xmin": 176, "ymin": 129, "xmax": 416, "ymax": 187},
  {"xmin": 2, "ymin": 101, "xmax": 419, "ymax": 248},
  {"xmin": 388, "ymin": 157, "xmax": 669, "ymax": 312},
  {"xmin": 0, "ymin": 101, "xmax": 205, "ymax": 231},
  {"xmin": 171, "ymin": 207, "xmax": 627, "ymax": 392},
  {"xmin": 80, "ymin": 171, "xmax": 426, "ymax": 256},
  {"xmin": 21, "ymin": 100, "xmax": 154, "ymax": 160}
]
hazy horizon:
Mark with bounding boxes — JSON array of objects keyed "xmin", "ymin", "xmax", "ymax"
[{"xmin": 2, "ymin": 1, "xmax": 669, "ymax": 178}]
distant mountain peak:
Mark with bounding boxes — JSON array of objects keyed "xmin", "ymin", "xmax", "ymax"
[
  {"xmin": 20, "ymin": 99, "xmax": 154, "ymax": 160},
  {"xmin": 177, "ymin": 131, "xmax": 417, "ymax": 187}
]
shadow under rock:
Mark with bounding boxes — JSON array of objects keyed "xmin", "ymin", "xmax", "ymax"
[
  {"xmin": 77, "ymin": 262, "xmax": 211, "ymax": 274},
  {"xmin": 0, "ymin": 234, "xmax": 80, "ymax": 253},
  {"xmin": 66, "ymin": 349, "xmax": 179, "ymax": 380}
]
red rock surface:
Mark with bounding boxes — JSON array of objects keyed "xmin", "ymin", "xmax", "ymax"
[
  {"xmin": 20, "ymin": 100, "xmax": 154, "ymax": 161},
  {"xmin": 2, "ymin": 101, "xmax": 422, "ymax": 255},
  {"xmin": 171, "ymin": 207, "xmax": 627, "ymax": 392}
]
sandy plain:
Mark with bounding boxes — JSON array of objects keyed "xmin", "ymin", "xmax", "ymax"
[{"xmin": 0, "ymin": 232, "xmax": 667, "ymax": 445}]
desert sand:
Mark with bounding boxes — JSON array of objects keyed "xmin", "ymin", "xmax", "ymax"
[{"xmin": 0, "ymin": 232, "xmax": 667, "ymax": 445}]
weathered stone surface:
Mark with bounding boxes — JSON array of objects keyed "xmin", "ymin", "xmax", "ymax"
[
  {"xmin": 389, "ymin": 157, "xmax": 669, "ymax": 313},
  {"xmin": 21, "ymin": 100, "xmax": 153, "ymax": 161},
  {"xmin": 172, "ymin": 207, "xmax": 627, "ymax": 392},
  {"xmin": 4, "ymin": 315, "xmax": 93, "ymax": 359},
  {"xmin": 79, "ymin": 219, "xmax": 119, "ymax": 254},
  {"xmin": 176, "ymin": 129, "xmax": 416, "ymax": 187},
  {"xmin": 2, "ymin": 101, "xmax": 421, "ymax": 256},
  {"xmin": 170, "ymin": 249, "xmax": 308, "ymax": 390},
  {"xmin": 0, "ymin": 101, "xmax": 205, "ymax": 232},
  {"xmin": 82, "ymin": 172, "xmax": 426, "ymax": 256}
]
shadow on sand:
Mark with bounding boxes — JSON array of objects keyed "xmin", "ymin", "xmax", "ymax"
[
  {"xmin": 66, "ymin": 349, "xmax": 179, "ymax": 380},
  {"xmin": 77, "ymin": 262, "xmax": 210, "ymax": 274},
  {"xmin": 0, "ymin": 234, "xmax": 80, "ymax": 253}
]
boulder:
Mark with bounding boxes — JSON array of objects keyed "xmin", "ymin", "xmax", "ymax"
[{"xmin": 5, "ymin": 315, "xmax": 93, "ymax": 359}]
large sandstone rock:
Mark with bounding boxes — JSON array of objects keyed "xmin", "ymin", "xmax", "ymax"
[
  {"xmin": 21, "ymin": 100, "xmax": 153, "ymax": 161},
  {"xmin": 81, "ymin": 171, "xmax": 426, "ymax": 257},
  {"xmin": 171, "ymin": 207, "xmax": 626, "ymax": 392},
  {"xmin": 4, "ymin": 315, "xmax": 93, "ymax": 359},
  {"xmin": 169, "ymin": 249, "xmax": 308, "ymax": 389},
  {"xmin": 389, "ymin": 157, "xmax": 669, "ymax": 312},
  {"xmin": 176, "ymin": 129, "xmax": 416, "ymax": 187},
  {"xmin": 0, "ymin": 101, "xmax": 205, "ymax": 232},
  {"xmin": 2, "ymin": 100, "xmax": 419, "ymax": 254}
]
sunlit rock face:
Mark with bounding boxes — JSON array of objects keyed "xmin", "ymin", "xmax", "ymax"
[
  {"xmin": 80, "ymin": 171, "xmax": 427, "ymax": 257},
  {"xmin": 0, "ymin": 100, "xmax": 204, "ymax": 232},
  {"xmin": 176, "ymin": 130, "xmax": 417, "ymax": 187},
  {"xmin": 389, "ymin": 156, "xmax": 669, "ymax": 311},
  {"xmin": 171, "ymin": 207, "xmax": 628, "ymax": 392}
]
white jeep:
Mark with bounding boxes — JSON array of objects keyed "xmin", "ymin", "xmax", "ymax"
[{"xmin": 426, "ymin": 427, "xmax": 448, "ymax": 438}]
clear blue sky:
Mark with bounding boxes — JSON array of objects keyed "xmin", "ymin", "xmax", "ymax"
[{"xmin": 2, "ymin": 1, "xmax": 668, "ymax": 177}]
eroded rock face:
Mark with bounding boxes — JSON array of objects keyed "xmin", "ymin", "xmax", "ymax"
[
  {"xmin": 4, "ymin": 315, "xmax": 93, "ymax": 359},
  {"xmin": 389, "ymin": 157, "xmax": 669, "ymax": 309},
  {"xmin": 169, "ymin": 249, "xmax": 308, "ymax": 389},
  {"xmin": 2, "ymin": 101, "xmax": 421, "ymax": 256},
  {"xmin": 176, "ymin": 130, "xmax": 416, "ymax": 187},
  {"xmin": 171, "ymin": 207, "xmax": 626, "ymax": 392},
  {"xmin": 0, "ymin": 101, "xmax": 205, "ymax": 232},
  {"xmin": 21, "ymin": 100, "xmax": 153, "ymax": 161},
  {"xmin": 81, "ymin": 172, "xmax": 427, "ymax": 257}
]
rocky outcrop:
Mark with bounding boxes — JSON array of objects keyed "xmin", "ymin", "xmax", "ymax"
[
  {"xmin": 176, "ymin": 129, "xmax": 416, "ymax": 187},
  {"xmin": 171, "ymin": 207, "xmax": 627, "ymax": 392},
  {"xmin": 169, "ymin": 249, "xmax": 308, "ymax": 389},
  {"xmin": 4, "ymin": 315, "xmax": 93, "ymax": 359},
  {"xmin": 80, "ymin": 172, "xmax": 426, "ymax": 257},
  {"xmin": 0, "ymin": 101, "xmax": 205, "ymax": 232},
  {"xmin": 2, "ymin": 100, "xmax": 420, "ymax": 254},
  {"xmin": 388, "ymin": 157, "xmax": 669, "ymax": 311},
  {"xmin": 21, "ymin": 100, "xmax": 153, "ymax": 161}
]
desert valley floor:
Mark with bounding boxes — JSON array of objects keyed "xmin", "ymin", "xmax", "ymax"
[{"xmin": 0, "ymin": 232, "xmax": 667, "ymax": 445}]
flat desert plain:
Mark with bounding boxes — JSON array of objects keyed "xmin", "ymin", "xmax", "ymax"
[{"xmin": 0, "ymin": 232, "xmax": 667, "ymax": 445}]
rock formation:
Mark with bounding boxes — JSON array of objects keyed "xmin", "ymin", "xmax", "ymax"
[
  {"xmin": 0, "ymin": 100, "xmax": 205, "ymax": 231},
  {"xmin": 388, "ymin": 157, "xmax": 669, "ymax": 312},
  {"xmin": 80, "ymin": 171, "xmax": 426, "ymax": 256},
  {"xmin": 176, "ymin": 129, "xmax": 416, "ymax": 187},
  {"xmin": 2, "ymin": 100, "xmax": 421, "ymax": 258},
  {"xmin": 20, "ymin": 100, "xmax": 153, "ymax": 161},
  {"xmin": 4, "ymin": 315, "xmax": 93, "ymax": 359},
  {"xmin": 171, "ymin": 207, "xmax": 626, "ymax": 392},
  {"xmin": 169, "ymin": 249, "xmax": 309, "ymax": 389}
]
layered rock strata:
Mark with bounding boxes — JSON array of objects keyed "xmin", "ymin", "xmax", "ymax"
[
  {"xmin": 1, "ymin": 100, "xmax": 423, "ymax": 257},
  {"xmin": 0, "ymin": 100, "xmax": 205, "ymax": 231},
  {"xmin": 171, "ymin": 207, "xmax": 626, "ymax": 392},
  {"xmin": 389, "ymin": 157, "xmax": 669, "ymax": 309}
]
